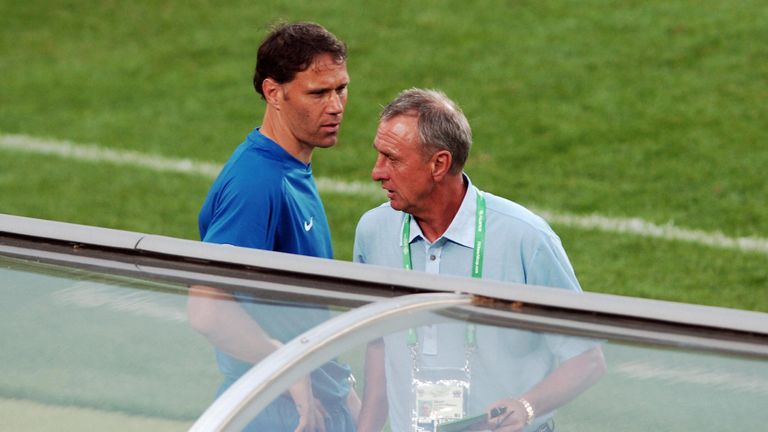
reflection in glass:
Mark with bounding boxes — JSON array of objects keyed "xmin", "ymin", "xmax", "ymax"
[
  {"xmin": 241, "ymin": 305, "xmax": 767, "ymax": 432},
  {"xmin": 188, "ymin": 285, "xmax": 358, "ymax": 431},
  {"xmin": 0, "ymin": 257, "xmax": 217, "ymax": 431},
  {"xmin": 567, "ymin": 343, "xmax": 768, "ymax": 432},
  {"xmin": 360, "ymin": 316, "xmax": 605, "ymax": 432}
]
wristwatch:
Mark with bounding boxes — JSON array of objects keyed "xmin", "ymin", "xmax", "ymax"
[{"xmin": 518, "ymin": 398, "xmax": 535, "ymax": 425}]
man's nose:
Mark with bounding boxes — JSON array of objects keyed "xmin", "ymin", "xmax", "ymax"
[
  {"xmin": 371, "ymin": 155, "xmax": 386, "ymax": 181},
  {"xmin": 327, "ymin": 92, "xmax": 344, "ymax": 114}
]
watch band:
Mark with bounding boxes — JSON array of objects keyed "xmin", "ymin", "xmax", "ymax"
[{"xmin": 518, "ymin": 398, "xmax": 535, "ymax": 425}]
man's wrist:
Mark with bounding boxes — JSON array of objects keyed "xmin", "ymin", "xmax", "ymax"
[{"xmin": 517, "ymin": 398, "xmax": 535, "ymax": 425}]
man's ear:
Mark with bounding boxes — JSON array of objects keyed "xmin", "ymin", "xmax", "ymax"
[
  {"xmin": 431, "ymin": 150, "xmax": 453, "ymax": 181},
  {"xmin": 262, "ymin": 78, "xmax": 282, "ymax": 108}
]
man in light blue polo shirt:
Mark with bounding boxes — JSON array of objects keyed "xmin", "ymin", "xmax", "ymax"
[{"xmin": 354, "ymin": 89, "xmax": 605, "ymax": 432}]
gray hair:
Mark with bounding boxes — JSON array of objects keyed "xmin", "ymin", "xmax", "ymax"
[{"xmin": 380, "ymin": 88, "xmax": 472, "ymax": 174}]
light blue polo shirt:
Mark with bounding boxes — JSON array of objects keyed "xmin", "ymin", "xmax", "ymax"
[
  {"xmin": 353, "ymin": 175, "xmax": 592, "ymax": 432},
  {"xmin": 354, "ymin": 175, "xmax": 581, "ymax": 290}
]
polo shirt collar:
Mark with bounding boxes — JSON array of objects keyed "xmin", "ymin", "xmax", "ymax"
[{"xmin": 402, "ymin": 174, "xmax": 477, "ymax": 249}]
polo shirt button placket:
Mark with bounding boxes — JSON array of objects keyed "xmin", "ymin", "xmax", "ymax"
[{"xmin": 425, "ymin": 245, "xmax": 441, "ymax": 274}]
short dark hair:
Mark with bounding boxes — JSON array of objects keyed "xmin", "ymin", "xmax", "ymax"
[
  {"xmin": 380, "ymin": 88, "xmax": 472, "ymax": 174},
  {"xmin": 253, "ymin": 22, "xmax": 347, "ymax": 98}
]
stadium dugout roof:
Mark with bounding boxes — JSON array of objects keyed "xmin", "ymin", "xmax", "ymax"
[{"xmin": 1, "ymin": 213, "xmax": 766, "ymax": 431}]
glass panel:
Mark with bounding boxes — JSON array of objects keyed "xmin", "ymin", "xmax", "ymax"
[
  {"xmin": 0, "ymin": 255, "xmax": 349, "ymax": 431},
  {"xmin": 559, "ymin": 343, "xmax": 768, "ymax": 432},
  {"xmin": 244, "ymin": 309, "xmax": 768, "ymax": 432}
]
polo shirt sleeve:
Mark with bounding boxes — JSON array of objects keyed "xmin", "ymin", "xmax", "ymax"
[
  {"xmin": 526, "ymin": 233, "xmax": 602, "ymax": 361},
  {"xmin": 202, "ymin": 173, "xmax": 282, "ymax": 250},
  {"xmin": 526, "ymin": 233, "xmax": 581, "ymax": 292},
  {"xmin": 352, "ymin": 214, "xmax": 370, "ymax": 264}
]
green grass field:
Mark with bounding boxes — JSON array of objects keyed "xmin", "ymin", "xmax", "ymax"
[{"xmin": 2, "ymin": 0, "xmax": 766, "ymax": 317}]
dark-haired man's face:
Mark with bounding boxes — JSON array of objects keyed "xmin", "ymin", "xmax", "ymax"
[{"xmin": 278, "ymin": 53, "xmax": 349, "ymax": 152}]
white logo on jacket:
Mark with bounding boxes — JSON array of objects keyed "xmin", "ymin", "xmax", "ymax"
[{"xmin": 304, "ymin": 217, "xmax": 314, "ymax": 232}]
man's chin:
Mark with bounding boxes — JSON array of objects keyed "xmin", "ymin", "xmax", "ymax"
[
  {"xmin": 388, "ymin": 200, "xmax": 405, "ymax": 211},
  {"xmin": 315, "ymin": 136, "xmax": 338, "ymax": 148}
]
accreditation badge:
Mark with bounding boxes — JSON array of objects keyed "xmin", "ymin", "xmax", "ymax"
[
  {"xmin": 407, "ymin": 324, "xmax": 477, "ymax": 431},
  {"xmin": 412, "ymin": 371, "xmax": 469, "ymax": 431}
]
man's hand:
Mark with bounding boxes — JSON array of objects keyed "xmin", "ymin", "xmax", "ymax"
[
  {"xmin": 289, "ymin": 376, "xmax": 327, "ymax": 432},
  {"xmin": 346, "ymin": 385, "xmax": 362, "ymax": 424},
  {"xmin": 481, "ymin": 346, "xmax": 606, "ymax": 431},
  {"xmin": 482, "ymin": 398, "xmax": 528, "ymax": 432}
]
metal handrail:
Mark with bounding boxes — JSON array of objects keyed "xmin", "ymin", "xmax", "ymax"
[{"xmin": 1, "ymin": 212, "xmax": 766, "ymax": 338}]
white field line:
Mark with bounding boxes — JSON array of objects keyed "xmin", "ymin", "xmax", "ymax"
[
  {"xmin": 535, "ymin": 210, "xmax": 768, "ymax": 255},
  {"xmin": 53, "ymin": 282, "xmax": 187, "ymax": 323},
  {"xmin": 615, "ymin": 360, "xmax": 768, "ymax": 396},
  {"xmin": 0, "ymin": 132, "xmax": 222, "ymax": 178},
  {"xmin": 2, "ymin": 132, "xmax": 768, "ymax": 256}
]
